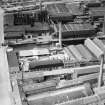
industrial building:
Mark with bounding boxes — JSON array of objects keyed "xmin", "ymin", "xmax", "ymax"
[{"xmin": 1, "ymin": 0, "xmax": 105, "ymax": 105}]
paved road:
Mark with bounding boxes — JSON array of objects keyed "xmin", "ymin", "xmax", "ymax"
[{"xmin": 0, "ymin": 48, "xmax": 11, "ymax": 105}]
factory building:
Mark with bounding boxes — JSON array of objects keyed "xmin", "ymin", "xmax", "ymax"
[{"xmin": 1, "ymin": 0, "xmax": 105, "ymax": 105}]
